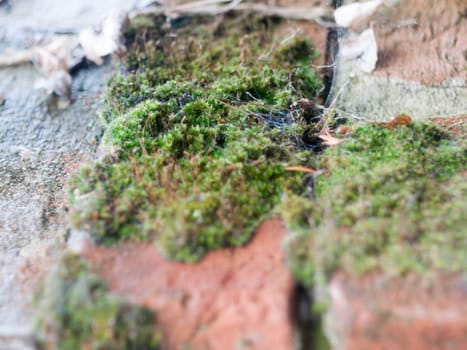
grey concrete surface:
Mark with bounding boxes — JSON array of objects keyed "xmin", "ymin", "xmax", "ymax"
[
  {"xmin": 0, "ymin": 1, "xmax": 135, "ymax": 348},
  {"xmin": 334, "ymin": 58, "xmax": 467, "ymax": 122}
]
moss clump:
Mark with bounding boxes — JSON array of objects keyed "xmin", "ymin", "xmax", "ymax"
[
  {"xmin": 284, "ymin": 122, "xmax": 466, "ymax": 284},
  {"xmin": 34, "ymin": 254, "xmax": 161, "ymax": 350},
  {"xmin": 70, "ymin": 15, "xmax": 323, "ymax": 261}
]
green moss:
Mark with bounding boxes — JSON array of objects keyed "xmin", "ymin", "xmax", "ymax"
[
  {"xmin": 70, "ymin": 14, "xmax": 322, "ymax": 261},
  {"xmin": 34, "ymin": 254, "xmax": 161, "ymax": 350},
  {"xmin": 71, "ymin": 11, "xmax": 467, "ymax": 284},
  {"xmin": 64, "ymin": 16, "xmax": 467, "ymax": 349},
  {"xmin": 283, "ymin": 123, "xmax": 466, "ymax": 283}
]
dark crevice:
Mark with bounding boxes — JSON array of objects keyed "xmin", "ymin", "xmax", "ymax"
[
  {"xmin": 296, "ymin": 284, "xmax": 330, "ymax": 350},
  {"xmin": 331, "ymin": 0, "xmax": 343, "ymax": 9},
  {"xmin": 296, "ymin": 13, "xmax": 346, "ymax": 348},
  {"xmin": 321, "ymin": 27, "xmax": 346, "ymax": 108}
]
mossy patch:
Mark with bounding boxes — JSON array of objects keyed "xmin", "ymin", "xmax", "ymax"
[
  {"xmin": 34, "ymin": 254, "xmax": 161, "ymax": 350},
  {"xmin": 68, "ymin": 11, "xmax": 466, "ymax": 285},
  {"xmin": 70, "ymin": 14, "xmax": 323, "ymax": 262},
  {"xmin": 283, "ymin": 122, "xmax": 466, "ymax": 285}
]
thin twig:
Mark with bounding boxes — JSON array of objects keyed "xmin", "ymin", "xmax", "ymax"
[
  {"xmin": 279, "ymin": 23, "xmax": 300, "ymax": 45},
  {"xmin": 446, "ymin": 121, "xmax": 465, "ymax": 130},
  {"xmin": 234, "ymin": 3, "xmax": 332, "ymax": 21},
  {"xmin": 311, "ymin": 62, "xmax": 337, "ymax": 69},
  {"xmin": 165, "ymin": 0, "xmax": 242, "ymax": 16},
  {"xmin": 133, "ymin": 0, "xmax": 332, "ymax": 22},
  {"xmin": 169, "ymin": 0, "xmax": 233, "ymax": 12}
]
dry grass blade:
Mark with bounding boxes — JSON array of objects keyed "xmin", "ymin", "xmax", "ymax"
[
  {"xmin": 285, "ymin": 166, "xmax": 317, "ymax": 174},
  {"xmin": 318, "ymin": 80, "xmax": 349, "ymax": 133}
]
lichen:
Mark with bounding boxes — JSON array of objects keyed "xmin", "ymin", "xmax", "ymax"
[
  {"xmin": 283, "ymin": 122, "xmax": 466, "ymax": 284},
  {"xmin": 34, "ymin": 254, "xmax": 161, "ymax": 350},
  {"xmin": 70, "ymin": 14, "xmax": 323, "ymax": 262}
]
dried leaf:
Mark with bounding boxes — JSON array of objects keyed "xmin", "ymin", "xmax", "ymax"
[
  {"xmin": 0, "ymin": 9, "xmax": 129, "ymax": 100},
  {"xmin": 30, "ymin": 37, "xmax": 82, "ymax": 100},
  {"xmin": 290, "ymin": 98, "xmax": 315, "ymax": 109},
  {"xmin": 32, "ymin": 36, "xmax": 82, "ymax": 73},
  {"xmin": 38, "ymin": 36, "xmax": 83, "ymax": 70},
  {"xmin": 34, "ymin": 70, "xmax": 72, "ymax": 101},
  {"xmin": 336, "ymin": 125, "xmax": 353, "ymax": 135},
  {"xmin": 340, "ymin": 27, "xmax": 378, "ymax": 73},
  {"xmin": 0, "ymin": 49, "xmax": 33, "ymax": 67},
  {"xmin": 79, "ymin": 10, "xmax": 128, "ymax": 65},
  {"xmin": 319, "ymin": 131, "xmax": 344, "ymax": 146},
  {"xmin": 334, "ymin": 0, "xmax": 383, "ymax": 27},
  {"xmin": 384, "ymin": 114, "xmax": 412, "ymax": 130}
]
